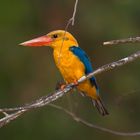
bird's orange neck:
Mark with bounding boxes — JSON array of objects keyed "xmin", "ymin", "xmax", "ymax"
[{"xmin": 52, "ymin": 40, "xmax": 78, "ymax": 66}]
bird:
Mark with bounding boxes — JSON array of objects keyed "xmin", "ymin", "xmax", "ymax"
[{"xmin": 20, "ymin": 30, "xmax": 109, "ymax": 116}]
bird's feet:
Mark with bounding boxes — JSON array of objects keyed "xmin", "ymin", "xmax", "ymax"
[
  {"xmin": 73, "ymin": 80, "xmax": 79, "ymax": 86},
  {"xmin": 55, "ymin": 80, "xmax": 79, "ymax": 90},
  {"xmin": 55, "ymin": 82, "xmax": 67, "ymax": 90}
]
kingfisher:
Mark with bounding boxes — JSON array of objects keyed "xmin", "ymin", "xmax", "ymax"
[{"xmin": 20, "ymin": 30, "xmax": 109, "ymax": 116}]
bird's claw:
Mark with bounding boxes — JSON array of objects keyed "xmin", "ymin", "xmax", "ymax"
[
  {"xmin": 73, "ymin": 80, "xmax": 79, "ymax": 86},
  {"xmin": 56, "ymin": 80, "xmax": 78, "ymax": 90},
  {"xmin": 55, "ymin": 82, "xmax": 66, "ymax": 90}
]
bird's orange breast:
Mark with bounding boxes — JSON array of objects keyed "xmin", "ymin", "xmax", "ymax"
[
  {"xmin": 53, "ymin": 47, "xmax": 98, "ymax": 100},
  {"xmin": 53, "ymin": 48, "xmax": 85, "ymax": 83}
]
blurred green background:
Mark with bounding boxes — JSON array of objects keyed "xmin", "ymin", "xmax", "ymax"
[{"xmin": 0, "ymin": 0, "xmax": 140, "ymax": 139}]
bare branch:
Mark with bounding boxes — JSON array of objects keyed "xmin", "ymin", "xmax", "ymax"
[
  {"xmin": 78, "ymin": 50, "xmax": 140, "ymax": 84},
  {"xmin": 0, "ymin": 50, "xmax": 140, "ymax": 130},
  {"xmin": 0, "ymin": 88, "xmax": 71, "ymax": 113},
  {"xmin": 1, "ymin": 50, "xmax": 140, "ymax": 112},
  {"xmin": 0, "ymin": 110, "xmax": 26, "ymax": 128},
  {"xmin": 49, "ymin": 104, "xmax": 140, "ymax": 136},
  {"xmin": 103, "ymin": 37, "xmax": 140, "ymax": 46},
  {"xmin": 71, "ymin": 0, "xmax": 78, "ymax": 25}
]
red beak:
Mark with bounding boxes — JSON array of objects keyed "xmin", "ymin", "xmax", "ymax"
[{"xmin": 20, "ymin": 35, "xmax": 53, "ymax": 47}]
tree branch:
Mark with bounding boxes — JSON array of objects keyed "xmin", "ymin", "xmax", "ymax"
[
  {"xmin": 0, "ymin": 50, "xmax": 140, "ymax": 131},
  {"xmin": 0, "ymin": 110, "xmax": 25, "ymax": 128},
  {"xmin": 103, "ymin": 37, "xmax": 140, "ymax": 46},
  {"xmin": 1, "ymin": 0, "xmax": 140, "ymax": 137}
]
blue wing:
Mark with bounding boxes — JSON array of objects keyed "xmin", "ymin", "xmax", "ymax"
[{"xmin": 70, "ymin": 46, "xmax": 99, "ymax": 91}]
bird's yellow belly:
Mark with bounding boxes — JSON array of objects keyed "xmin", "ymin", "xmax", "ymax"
[
  {"xmin": 53, "ymin": 50, "xmax": 85, "ymax": 83},
  {"xmin": 53, "ymin": 49, "xmax": 98, "ymax": 99}
]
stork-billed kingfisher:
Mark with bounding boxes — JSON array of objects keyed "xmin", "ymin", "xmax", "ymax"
[{"xmin": 20, "ymin": 30, "xmax": 109, "ymax": 116}]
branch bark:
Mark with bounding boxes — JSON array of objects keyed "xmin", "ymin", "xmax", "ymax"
[
  {"xmin": 0, "ymin": 50, "xmax": 140, "ymax": 133},
  {"xmin": 103, "ymin": 37, "xmax": 140, "ymax": 46}
]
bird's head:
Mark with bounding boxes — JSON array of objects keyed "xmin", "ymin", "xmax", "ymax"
[{"xmin": 20, "ymin": 30, "xmax": 78, "ymax": 49}]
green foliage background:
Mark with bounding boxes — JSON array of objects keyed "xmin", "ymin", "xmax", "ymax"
[{"xmin": 0, "ymin": 0, "xmax": 140, "ymax": 139}]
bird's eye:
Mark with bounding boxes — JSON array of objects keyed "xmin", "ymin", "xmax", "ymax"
[{"xmin": 53, "ymin": 34, "xmax": 58, "ymax": 38}]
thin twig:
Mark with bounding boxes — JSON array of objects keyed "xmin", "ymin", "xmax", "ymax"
[
  {"xmin": 71, "ymin": 0, "xmax": 78, "ymax": 25},
  {"xmin": 58, "ymin": 0, "xmax": 78, "ymax": 64},
  {"xmin": 49, "ymin": 104, "xmax": 140, "ymax": 136},
  {"xmin": 103, "ymin": 37, "xmax": 140, "ymax": 46}
]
